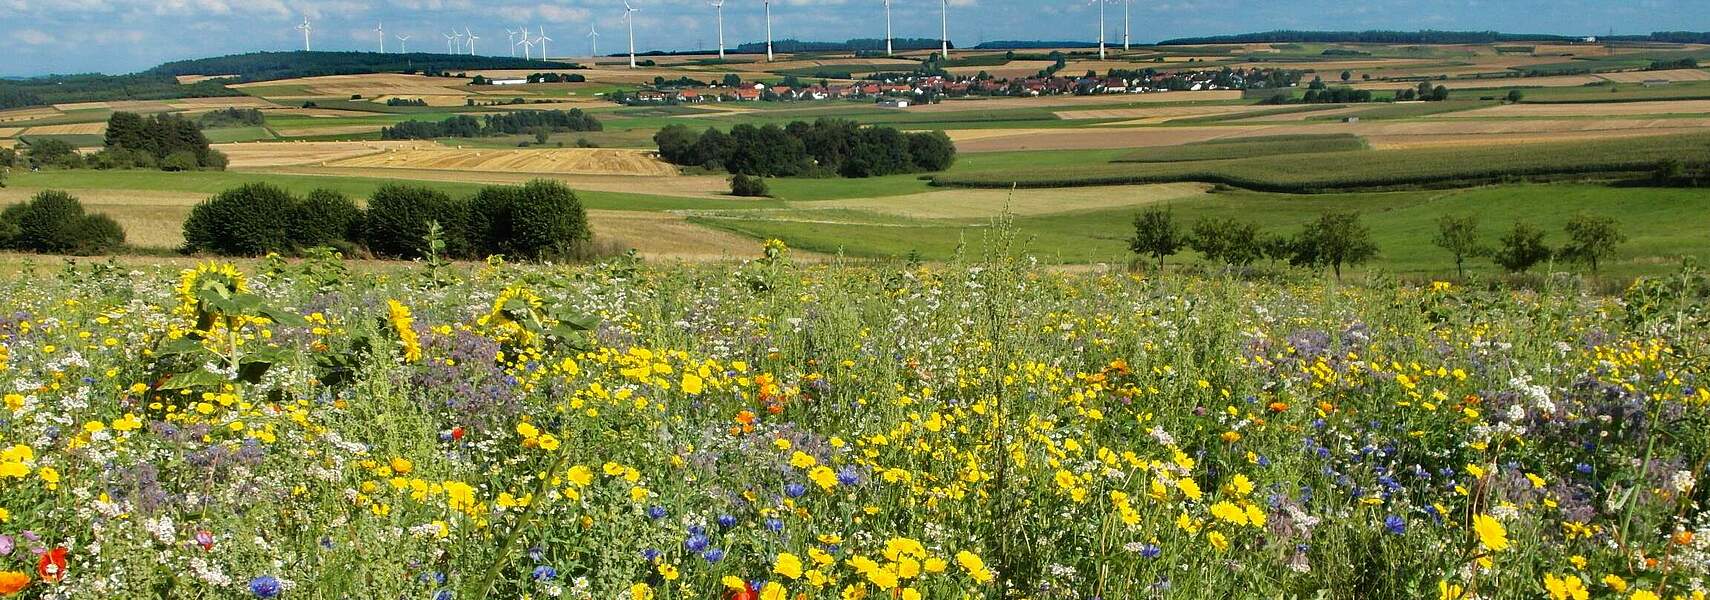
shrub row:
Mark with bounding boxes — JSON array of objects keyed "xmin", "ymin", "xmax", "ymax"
[
  {"xmin": 181, "ymin": 180, "xmax": 591, "ymax": 261},
  {"xmin": 0, "ymin": 191, "xmax": 125, "ymax": 255},
  {"xmin": 380, "ymin": 109, "xmax": 602, "ymax": 140},
  {"xmin": 654, "ymin": 119, "xmax": 956, "ymax": 178}
]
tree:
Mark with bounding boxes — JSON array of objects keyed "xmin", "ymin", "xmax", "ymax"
[
  {"xmin": 905, "ymin": 131, "xmax": 956, "ymax": 172},
  {"xmin": 1433, "ymin": 214, "xmax": 1489, "ymax": 278},
  {"xmin": 1491, "ymin": 221, "xmax": 1552, "ymax": 273},
  {"xmin": 1189, "ymin": 218, "xmax": 1263, "ymax": 268},
  {"xmin": 1505, "ymin": 89, "xmax": 1525, "ymax": 103},
  {"xmin": 1560, "ymin": 213, "xmax": 1626, "ymax": 273},
  {"xmin": 730, "ymin": 174, "xmax": 770, "ymax": 197},
  {"xmin": 182, "ymin": 183, "xmax": 296, "ymax": 256},
  {"xmin": 1128, "ymin": 208, "xmax": 1184, "ymax": 270},
  {"xmin": 1292, "ymin": 212, "xmax": 1377, "ymax": 281},
  {"xmin": 1340, "ymin": 70, "xmax": 1352, "ymax": 82}
]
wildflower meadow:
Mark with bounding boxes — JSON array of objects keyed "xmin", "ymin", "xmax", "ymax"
[{"xmin": 0, "ymin": 244, "xmax": 1706, "ymax": 600}]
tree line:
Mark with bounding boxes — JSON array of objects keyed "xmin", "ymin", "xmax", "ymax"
[
  {"xmin": 181, "ymin": 180, "xmax": 592, "ymax": 261},
  {"xmin": 1131, "ymin": 209, "xmax": 1628, "ymax": 279},
  {"xmin": 98, "ymin": 112, "xmax": 227, "ymax": 171},
  {"xmin": 0, "ymin": 74, "xmax": 239, "ymax": 110},
  {"xmin": 380, "ymin": 109, "xmax": 602, "ymax": 140},
  {"xmin": 653, "ymin": 119, "xmax": 956, "ymax": 178},
  {"xmin": 144, "ymin": 51, "xmax": 564, "ymax": 83}
]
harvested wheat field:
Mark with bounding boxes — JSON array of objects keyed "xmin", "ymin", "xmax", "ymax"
[
  {"xmin": 815, "ymin": 183, "xmax": 1213, "ymax": 219},
  {"xmin": 1056, "ymin": 105, "xmax": 1278, "ymax": 122},
  {"xmin": 214, "ymin": 141, "xmax": 433, "ymax": 168},
  {"xmin": 1439, "ymin": 99, "xmax": 1710, "ymax": 118},
  {"xmin": 325, "ymin": 147, "xmax": 680, "ymax": 176},
  {"xmin": 260, "ymin": 165, "xmax": 729, "ymax": 198},
  {"xmin": 0, "ymin": 188, "xmax": 207, "ymax": 249},
  {"xmin": 269, "ymin": 125, "xmax": 389, "ymax": 138},
  {"xmin": 23, "ymin": 122, "xmax": 107, "ymax": 135},
  {"xmin": 588, "ymin": 210, "xmax": 764, "ymax": 261},
  {"xmin": 908, "ymin": 91, "xmax": 1246, "ymax": 113},
  {"xmin": 945, "ymin": 61, "xmax": 1057, "ymax": 78},
  {"xmin": 0, "ymin": 127, "xmax": 23, "ymax": 138},
  {"xmin": 174, "ymin": 74, "xmax": 238, "ymax": 84},
  {"xmin": 1353, "ymin": 74, "xmax": 1605, "ymax": 91},
  {"xmin": 52, "ymin": 100, "xmax": 176, "ymax": 113},
  {"xmin": 368, "ymin": 94, "xmax": 474, "ymax": 107},
  {"xmin": 1597, "ymin": 69, "xmax": 1710, "ymax": 83},
  {"xmin": 167, "ymin": 97, "xmax": 276, "ymax": 110},
  {"xmin": 948, "ymin": 126, "xmax": 1268, "ymax": 152},
  {"xmin": 234, "ymin": 74, "xmax": 472, "ymax": 98},
  {"xmin": 0, "ymin": 107, "xmax": 63, "ymax": 123}
]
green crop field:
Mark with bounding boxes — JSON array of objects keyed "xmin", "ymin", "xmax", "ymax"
[{"xmin": 1114, "ymin": 134, "xmax": 1367, "ymax": 163}]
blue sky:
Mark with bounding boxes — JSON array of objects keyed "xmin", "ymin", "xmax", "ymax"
[{"xmin": 2, "ymin": 0, "xmax": 1705, "ymax": 75}]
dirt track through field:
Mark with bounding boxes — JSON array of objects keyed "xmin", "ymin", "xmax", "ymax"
[{"xmin": 324, "ymin": 147, "xmax": 680, "ymax": 176}]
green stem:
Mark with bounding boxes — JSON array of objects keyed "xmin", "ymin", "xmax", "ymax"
[{"xmin": 474, "ymin": 441, "xmax": 575, "ymax": 598}]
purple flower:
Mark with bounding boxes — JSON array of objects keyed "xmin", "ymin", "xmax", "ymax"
[
  {"xmin": 1383, "ymin": 514, "xmax": 1406, "ymax": 535},
  {"xmin": 765, "ymin": 518, "xmax": 783, "ymax": 533},
  {"xmin": 784, "ymin": 483, "xmax": 807, "ymax": 498},
  {"xmin": 684, "ymin": 534, "xmax": 709, "ymax": 553},
  {"xmin": 249, "ymin": 576, "xmax": 282, "ymax": 598},
  {"xmin": 717, "ymin": 515, "xmax": 737, "ymax": 528},
  {"xmin": 0, "ymin": 535, "xmax": 12, "ymax": 556},
  {"xmin": 1139, "ymin": 544, "xmax": 1161, "ymax": 558},
  {"xmin": 531, "ymin": 565, "xmax": 557, "ymax": 581},
  {"xmin": 702, "ymin": 548, "xmax": 726, "ymax": 563},
  {"xmin": 646, "ymin": 506, "xmax": 668, "ymax": 520},
  {"xmin": 836, "ymin": 466, "xmax": 862, "ymax": 486}
]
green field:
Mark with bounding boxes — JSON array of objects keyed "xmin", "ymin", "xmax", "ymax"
[{"xmin": 1114, "ymin": 134, "xmax": 1367, "ymax": 163}]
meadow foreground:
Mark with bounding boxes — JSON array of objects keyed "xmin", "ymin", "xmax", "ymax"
[{"xmin": 0, "ymin": 247, "xmax": 1705, "ymax": 599}]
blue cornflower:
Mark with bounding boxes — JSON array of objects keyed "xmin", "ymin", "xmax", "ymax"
[
  {"xmin": 1576, "ymin": 463, "xmax": 1594, "ymax": 475},
  {"xmin": 646, "ymin": 506, "xmax": 668, "ymax": 520},
  {"xmin": 433, "ymin": 591, "xmax": 453, "ymax": 600},
  {"xmin": 249, "ymin": 576, "xmax": 282, "ymax": 599},
  {"xmin": 717, "ymin": 514, "xmax": 738, "ymax": 528},
  {"xmin": 1383, "ymin": 514, "xmax": 1406, "ymax": 535},
  {"xmin": 765, "ymin": 518, "xmax": 783, "ymax": 533},
  {"xmin": 531, "ymin": 565, "xmax": 557, "ymax": 581},
  {"xmin": 684, "ymin": 534, "xmax": 710, "ymax": 553},
  {"xmin": 836, "ymin": 466, "xmax": 862, "ymax": 486},
  {"xmin": 641, "ymin": 548, "xmax": 661, "ymax": 562},
  {"xmin": 785, "ymin": 483, "xmax": 807, "ymax": 498},
  {"xmin": 1139, "ymin": 544, "xmax": 1161, "ymax": 559},
  {"xmin": 702, "ymin": 548, "xmax": 726, "ymax": 563}
]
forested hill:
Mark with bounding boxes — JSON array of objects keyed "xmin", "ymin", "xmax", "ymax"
[
  {"xmin": 1160, "ymin": 30, "xmax": 1710, "ymax": 45},
  {"xmin": 733, "ymin": 38, "xmax": 946, "ymax": 54},
  {"xmin": 0, "ymin": 75, "xmax": 240, "ymax": 110},
  {"xmin": 146, "ymin": 51, "xmax": 571, "ymax": 82}
]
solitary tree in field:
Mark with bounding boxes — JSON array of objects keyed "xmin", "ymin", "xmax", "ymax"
[
  {"xmin": 1190, "ymin": 217, "xmax": 1263, "ymax": 268},
  {"xmin": 1434, "ymin": 214, "xmax": 1490, "ymax": 278},
  {"xmin": 1560, "ymin": 213, "xmax": 1626, "ymax": 273},
  {"xmin": 1492, "ymin": 221, "xmax": 1552, "ymax": 273},
  {"xmin": 1292, "ymin": 212, "xmax": 1378, "ymax": 281},
  {"xmin": 1129, "ymin": 207, "xmax": 1184, "ymax": 270}
]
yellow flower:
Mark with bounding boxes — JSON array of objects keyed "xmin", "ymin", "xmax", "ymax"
[
  {"xmin": 1177, "ymin": 477, "xmax": 1203, "ymax": 501},
  {"xmin": 657, "ymin": 564, "xmax": 679, "ymax": 581},
  {"xmin": 389, "ymin": 457, "xmax": 413, "ymax": 475},
  {"xmin": 680, "ymin": 373, "xmax": 704, "ymax": 395},
  {"xmin": 1603, "ymin": 575, "xmax": 1628, "ymax": 593},
  {"xmin": 1207, "ymin": 531, "xmax": 1230, "ymax": 551},
  {"xmin": 1438, "ymin": 580, "xmax": 1465, "ymax": 600},
  {"xmin": 774, "ymin": 553, "xmax": 804, "ymax": 579},
  {"xmin": 566, "ymin": 465, "xmax": 593, "ymax": 487},
  {"xmin": 629, "ymin": 582, "xmax": 654, "ymax": 600},
  {"xmin": 1544, "ymin": 574, "xmax": 1589, "ymax": 600},
  {"xmin": 722, "ymin": 576, "xmax": 747, "ymax": 590},
  {"xmin": 808, "ymin": 466, "xmax": 838, "ymax": 490},
  {"xmin": 1472, "ymin": 514, "xmax": 1509, "ymax": 552},
  {"xmin": 386, "ymin": 300, "xmax": 423, "ymax": 363},
  {"xmin": 955, "ymin": 551, "xmax": 993, "ymax": 584},
  {"xmin": 790, "ymin": 451, "xmax": 818, "ymax": 469},
  {"xmin": 759, "ymin": 582, "xmax": 787, "ymax": 600},
  {"xmin": 1629, "ymin": 591, "xmax": 1659, "ymax": 600},
  {"xmin": 111, "ymin": 413, "xmax": 143, "ymax": 432},
  {"xmin": 516, "ymin": 422, "xmax": 539, "ymax": 439},
  {"xmin": 1226, "ymin": 473, "xmax": 1255, "ymax": 497}
]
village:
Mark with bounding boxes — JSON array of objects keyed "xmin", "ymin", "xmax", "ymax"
[{"xmin": 610, "ymin": 64, "xmax": 1306, "ymax": 106}]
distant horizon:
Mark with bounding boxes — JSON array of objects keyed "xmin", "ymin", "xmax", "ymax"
[{"xmin": 3, "ymin": 0, "xmax": 1707, "ymax": 77}]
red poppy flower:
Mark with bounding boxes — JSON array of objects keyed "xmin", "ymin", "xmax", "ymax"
[
  {"xmin": 37, "ymin": 547, "xmax": 66, "ymax": 583},
  {"xmin": 450, "ymin": 426, "xmax": 465, "ymax": 441},
  {"xmin": 725, "ymin": 585, "xmax": 757, "ymax": 600}
]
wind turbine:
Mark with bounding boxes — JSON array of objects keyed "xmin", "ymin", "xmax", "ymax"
[
  {"xmin": 296, "ymin": 17, "xmax": 312, "ymax": 52},
  {"xmin": 467, "ymin": 27, "xmax": 480, "ymax": 55},
  {"xmin": 588, "ymin": 25, "xmax": 600, "ymax": 59},
  {"xmin": 397, "ymin": 33, "xmax": 412, "ymax": 54},
  {"xmin": 506, "ymin": 29, "xmax": 518, "ymax": 57},
  {"xmin": 883, "ymin": 0, "xmax": 893, "ymax": 56},
  {"xmin": 763, "ymin": 0, "xmax": 774, "ymax": 62},
  {"xmin": 376, "ymin": 22, "xmax": 386, "ymax": 54},
  {"xmin": 1122, "ymin": 0, "xmax": 1131, "ymax": 51},
  {"xmin": 710, "ymin": 1, "xmax": 725, "ymax": 60},
  {"xmin": 1092, "ymin": 0, "xmax": 1107, "ymax": 60},
  {"xmin": 537, "ymin": 26, "xmax": 552, "ymax": 59},
  {"xmin": 517, "ymin": 28, "xmax": 534, "ymax": 60},
  {"xmin": 939, "ymin": 0, "xmax": 949, "ymax": 58},
  {"xmin": 624, "ymin": 2, "xmax": 640, "ymax": 68},
  {"xmin": 445, "ymin": 31, "xmax": 460, "ymax": 54}
]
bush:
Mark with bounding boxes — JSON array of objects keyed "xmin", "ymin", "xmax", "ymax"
[
  {"xmin": 182, "ymin": 183, "xmax": 296, "ymax": 255},
  {"xmin": 288, "ymin": 189, "xmax": 363, "ymax": 249},
  {"xmin": 162, "ymin": 150, "xmax": 201, "ymax": 172},
  {"xmin": 1, "ymin": 190, "xmax": 125, "ymax": 254},
  {"xmin": 465, "ymin": 185, "xmax": 522, "ymax": 257},
  {"xmin": 363, "ymin": 185, "xmax": 469, "ymax": 259},
  {"xmin": 24, "ymin": 138, "xmax": 82, "ymax": 168},
  {"xmin": 730, "ymin": 174, "xmax": 770, "ymax": 197},
  {"xmin": 504, "ymin": 180, "xmax": 591, "ymax": 261}
]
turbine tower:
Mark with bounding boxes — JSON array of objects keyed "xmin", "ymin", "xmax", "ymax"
[
  {"xmin": 467, "ymin": 27, "xmax": 479, "ymax": 55},
  {"xmin": 296, "ymin": 17, "xmax": 312, "ymax": 52},
  {"xmin": 1092, "ymin": 0, "xmax": 1106, "ymax": 60},
  {"xmin": 446, "ymin": 31, "xmax": 460, "ymax": 54},
  {"xmin": 940, "ymin": 0, "xmax": 949, "ymax": 58},
  {"xmin": 710, "ymin": 1, "xmax": 726, "ymax": 60},
  {"xmin": 506, "ymin": 29, "xmax": 519, "ymax": 57},
  {"xmin": 883, "ymin": 0, "xmax": 893, "ymax": 56},
  {"xmin": 1123, "ymin": 0, "xmax": 1131, "ymax": 51},
  {"xmin": 764, "ymin": 0, "xmax": 774, "ymax": 62},
  {"xmin": 517, "ymin": 28, "xmax": 534, "ymax": 60},
  {"xmin": 397, "ymin": 33, "xmax": 412, "ymax": 53},
  {"xmin": 588, "ymin": 25, "xmax": 600, "ymax": 59},
  {"xmin": 537, "ymin": 26, "xmax": 552, "ymax": 59},
  {"xmin": 624, "ymin": 2, "xmax": 640, "ymax": 68},
  {"xmin": 376, "ymin": 22, "xmax": 386, "ymax": 53}
]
